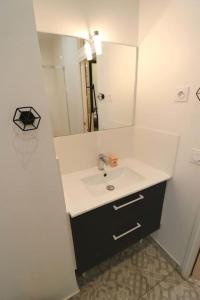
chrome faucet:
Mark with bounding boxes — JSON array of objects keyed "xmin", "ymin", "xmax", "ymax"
[{"xmin": 98, "ymin": 154, "xmax": 107, "ymax": 171}]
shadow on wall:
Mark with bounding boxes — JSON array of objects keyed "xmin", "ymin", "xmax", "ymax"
[
  {"xmin": 12, "ymin": 127, "xmax": 39, "ymax": 167},
  {"xmin": 139, "ymin": 0, "xmax": 171, "ymax": 43}
]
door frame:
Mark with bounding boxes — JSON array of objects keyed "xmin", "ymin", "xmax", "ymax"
[{"xmin": 181, "ymin": 207, "xmax": 200, "ymax": 278}]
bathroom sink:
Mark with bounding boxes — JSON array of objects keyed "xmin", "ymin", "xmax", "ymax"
[{"xmin": 82, "ymin": 167, "xmax": 145, "ymax": 196}]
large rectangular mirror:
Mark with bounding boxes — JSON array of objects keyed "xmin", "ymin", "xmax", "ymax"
[{"xmin": 37, "ymin": 32, "xmax": 137, "ymax": 137}]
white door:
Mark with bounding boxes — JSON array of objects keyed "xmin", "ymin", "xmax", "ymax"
[{"xmin": 96, "ymin": 43, "xmax": 137, "ymax": 130}]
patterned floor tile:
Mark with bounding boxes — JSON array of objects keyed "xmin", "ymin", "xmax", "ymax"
[
  {"xmin": 141, "ymin": 270, "xmax": 200, "ymax": 300},
  {"xmin": 70, "ymin": 238, "xmax": 177, "ymax": 300},
  {"xmin": 128, "ymin": 240, "xmax": 175, "ymax": 284}
]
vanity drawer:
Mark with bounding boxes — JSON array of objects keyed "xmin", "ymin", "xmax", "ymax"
[
  {"xmin": 109, "ymin": 210, "xmax": 161, "ymax": 254},
  {"xmin": 70, "ymin": 181, "xmax": 167, "ymax": 273},
  {"xmin": 71, "ymin": 182, "xmax": 166, "ymax": 236},
  {"xmin": 112, "ymin": 182, "xmax": 166, "ymax": 227},
  {"xmin": 73, "ymin": 210, "xmax": 161, "ymax": 273}
]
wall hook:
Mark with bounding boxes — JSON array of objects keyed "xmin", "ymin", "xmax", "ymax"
[
  {"xmin": 196, "ymin": 88, "xmax": 200, "ymax": 102},
  {"xmin": 97, "ymin": 93, "xmax": 105, "ymax": 101},
  {"xmin": 13, "ymin": 107, "xmax": 41, "ymax": 131}
]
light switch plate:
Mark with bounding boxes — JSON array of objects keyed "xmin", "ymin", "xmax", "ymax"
[
  {"xmin": 175, "ymin": 86, "xmax": 190, "ymax": 102},
  {"xmin": 191, "ymin": 148, "xmax": 200, "ymax": 165}
]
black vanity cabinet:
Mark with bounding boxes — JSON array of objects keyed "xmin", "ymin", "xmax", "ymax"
[{"xmin": 70, "ymin": 181, "xmax": 167, "ymax": 273}]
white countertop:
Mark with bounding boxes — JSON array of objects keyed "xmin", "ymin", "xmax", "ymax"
[{"xmin": 61, "ymin": 158, "xmax": 171, "ymax": 218}]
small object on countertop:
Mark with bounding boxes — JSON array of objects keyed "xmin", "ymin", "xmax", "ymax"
[{"xmin": 108, "ymin": 154, "xmax": 118, "ymax": 167}]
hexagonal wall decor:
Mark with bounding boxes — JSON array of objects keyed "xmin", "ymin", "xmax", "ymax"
[
  {"xmin": 13, "ymin": 107, "xmax": 41, "ymax": 131},
  {"xmin": 196, "ymin": 88, "xmax": 200, "ymax": 102}
]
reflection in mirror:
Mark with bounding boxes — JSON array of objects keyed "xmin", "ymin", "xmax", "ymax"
[{"xmin": 37, "ymin": 32, "xmax": 137, "ymax": 137}]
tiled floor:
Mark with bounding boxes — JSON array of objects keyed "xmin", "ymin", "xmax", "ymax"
[{"xmin": 71, "ymin": 238, "xmax": 200, "ymax": 300}]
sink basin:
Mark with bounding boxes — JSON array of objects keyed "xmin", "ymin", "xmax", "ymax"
[{"xmin": 82, "ymin": 167, "xmax": 145, "ymax": 196}]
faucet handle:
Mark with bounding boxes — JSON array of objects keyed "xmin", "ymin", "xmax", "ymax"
[{"xmin": 98, "ymin": 153, "xmax": 108, "ymax": 164}]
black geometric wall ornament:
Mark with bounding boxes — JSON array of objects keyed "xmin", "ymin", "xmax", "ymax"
[
  {"xmin": 13, "ymin": 107, "xmax": 41, "ymax": 131},
  {"xmin": 196, "ymin": 88, "xmax": 200, "ymax": 102}
]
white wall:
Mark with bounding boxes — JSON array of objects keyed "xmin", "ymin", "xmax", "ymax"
[
  {"xmin": 33, "ymin": 0, "xmax": 139, "ymax": 45},
  {"xmin": 132, "ymin": 127, "xmax": 179, "ymax": 176},
  {"xmin": 88, "ymin": 0, "xmax": 139, "ymax": 45},
  {"xmin": 33, "ymin": 0, "xmax": 89, "ymax": 39},
  {"xmin": 0, "ymin": 1, "xmax": 78, "ymax": 299},
  {"xmin": 136, "ymin": 0, "xmax": 200, "ymax": 266}
]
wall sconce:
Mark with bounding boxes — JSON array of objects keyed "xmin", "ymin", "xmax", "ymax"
[
  {"xmin": 84, "ymin": 40, "xmax": 93, "ymax": 61},
  {"xmin": 84, "ymin": 30, "xmax": 102, "ymax": 61},
  {"xmin": 92, "ymin": 31, "xmax": 102, "ymax": 56}
]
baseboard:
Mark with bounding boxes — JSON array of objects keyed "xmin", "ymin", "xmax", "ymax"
[
  {"xmin": 61, "ymin": 289, "xmax": 80, "ymax": 300},
  {"xmin": 151, "ymin": 236, "xmax": 181, "ymax": 272}
]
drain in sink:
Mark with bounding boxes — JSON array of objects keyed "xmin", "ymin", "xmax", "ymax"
[{"xmin": 106, "ymin": 185, "xmax": 115, "ymax": 191}]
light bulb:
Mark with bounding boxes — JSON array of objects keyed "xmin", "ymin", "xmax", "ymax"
[
  {"xmin": 93, "ymin": 31, "xmax": 102, "ymax": 56},
  {"xmin": 84, "ymin": 41, "xmax": 93, "ymax": 61}
]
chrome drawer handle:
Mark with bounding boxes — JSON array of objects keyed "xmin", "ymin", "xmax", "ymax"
[
  {"xmin": 113, "ymin": 222, "xmax": 142, "ymax": 241},
  {"xmin": 113, "ymin": 194, "xmax": 144, "ymax": 211}
]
